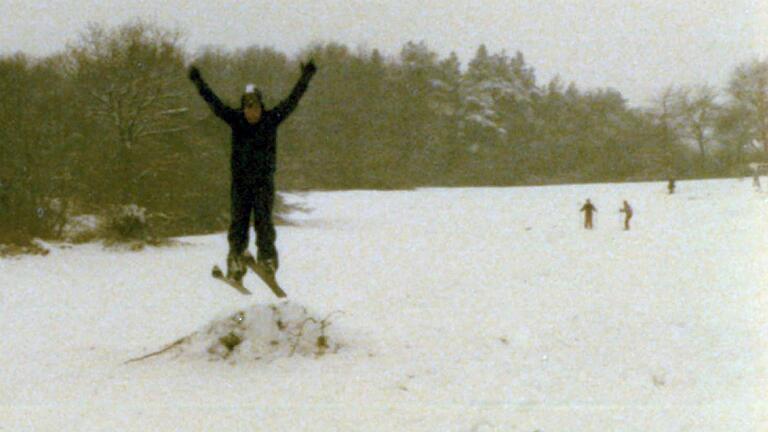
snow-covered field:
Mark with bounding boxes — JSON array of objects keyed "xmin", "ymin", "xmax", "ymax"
[{"xmin": 1, "ymin": 179, "xmax": 766, "ymax": 431}]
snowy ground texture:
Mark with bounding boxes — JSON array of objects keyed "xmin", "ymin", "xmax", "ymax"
[{"xmin": 1, "ymin": 179, "xmax": 767, "ymax": 431}]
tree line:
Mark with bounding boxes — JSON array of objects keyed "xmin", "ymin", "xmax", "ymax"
[{"xmin": 1, "ymin": 21, "xmax": 767, "ymax": 245}]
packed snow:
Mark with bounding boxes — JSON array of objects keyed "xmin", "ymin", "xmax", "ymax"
[
  {"xmin": 1, "ymin": 179, "xmax": 766, "ymax": 431},
  {"xmin": 124, "ymin": 302, "xmax": 342, "ymax": 364}
]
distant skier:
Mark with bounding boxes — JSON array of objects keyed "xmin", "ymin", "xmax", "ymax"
[
  {"xmin": 580, "ymin": 199, "xmax": 597, "ymax": 229},
  {"xmin": 189, "ymin": 60, "xmax": 317, "ymax": 282},
  {"xmin": 667, "ymin": 178, "xmax": 676, "ymax": 194},
  {"xmin": 619, "ymin": 200, "xmax": 633, "ymax": 230},
  {"xmin": 753, "ymin": 172, "xmax": 761, "ymax": 190}
]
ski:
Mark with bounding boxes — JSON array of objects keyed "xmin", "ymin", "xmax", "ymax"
[
  {"xmin": 212, "ymin": 265, "xmax": 252, "ymax": 295},
  {"xmin": 243, "ymin": 255, "xmax": 287, "ymax": 298}
]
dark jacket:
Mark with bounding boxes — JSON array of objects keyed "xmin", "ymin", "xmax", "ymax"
[
  {"xmin": 620, "ymin": 202, "xmax": 633, "ymax": 217},
  {"xmin": 580, "ymin": 202, "xmax": 597, "ymax": 214},
  {"xmin": 191, "ymin": 68, "xmax": 315, "ymax": 184}
]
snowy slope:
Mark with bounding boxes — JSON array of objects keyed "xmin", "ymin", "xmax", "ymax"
[{"xmin": 1, "ymin": 179, "xmax": 766, "ymax": 431}]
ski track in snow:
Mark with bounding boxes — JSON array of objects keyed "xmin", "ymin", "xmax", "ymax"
[{"xmin": 1, "ymin": 179, "xmax": 767, "ymax": 431}]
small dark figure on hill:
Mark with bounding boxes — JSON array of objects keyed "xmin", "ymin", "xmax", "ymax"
[
  {"xmin": 619, "ymin": 200, "xmax": 633, "ymax": 231},
  {"xmin": 580, "ymin": 199, "xmax": 597, "ymax": 229}
]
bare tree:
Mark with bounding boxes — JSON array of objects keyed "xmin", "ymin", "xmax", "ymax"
[
  {"xmin": 652, "ymin": 87, "xmax": 677, "ymax": 130},
  {"xmin": 67, "ymin": 21, "xmax": 189, "ymax": 201},
  {"xmin": 648, "ymin": 86, "xmax": 681, "ymax": 173},
  {"xmin": 652, "ymin": 86, "xmax": 718, "ymax": 163},
  {"xmin": 672, "ymin": 85, "xmax": 720, "ymax": 161},
  {"xmin": 716, "ymin": 103, "xmax": 754, "ymax": 168}
]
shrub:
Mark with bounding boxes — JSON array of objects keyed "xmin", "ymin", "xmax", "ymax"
[
  {"xmin": 106, "ymin": 204, "xmax": 148, "ymax": 241},
  {"xmin": 101, "ymin": 204, "xmax": 171, "ymax": 250}
]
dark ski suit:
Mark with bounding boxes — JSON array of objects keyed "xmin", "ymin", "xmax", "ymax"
[
  {"xmin": 189, "ymin": 63, "xmax": 316, "ymax": 265},
  {"xmin": 619, "ymin": 201, "xmax": 633, "ymax": 230},
  {"xmin": 580, "ymin": 200, "xmax": 597, "ymax": 229}
]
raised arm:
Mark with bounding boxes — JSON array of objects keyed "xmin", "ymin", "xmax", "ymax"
[
  {"xmin": 272, "ymin": 60, "xmax": 317, "ymax": 123},
  {"xmin": 188, "ymin": 66, "xmax": 237, "ymax": 124}
]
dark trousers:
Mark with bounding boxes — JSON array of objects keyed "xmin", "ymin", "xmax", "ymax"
[
  {"xmin": 584, "ymin": 214, "xmax": 593, "ymax": 229},
  {"xmin": 228, "ymin": 180, "xmax": 277, "ymax": 263}
]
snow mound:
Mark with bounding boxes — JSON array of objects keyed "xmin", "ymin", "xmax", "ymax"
[{"xmin": 128, "ymin": 302, "xmax": 342, "ymax": 363}]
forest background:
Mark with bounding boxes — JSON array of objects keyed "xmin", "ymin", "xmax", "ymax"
[{"xmin": 2, "ymin": 21, "xmax": 767, "ymax": 245}]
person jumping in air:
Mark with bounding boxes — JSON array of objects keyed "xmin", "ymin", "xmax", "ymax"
[
  {"xmin": 580, "ymin": 199, "xmax": 597, "ymax": 229},
  {"xmin": 189, "ymin": 60, "xmax": 317, "ymax": 283},
  {"xmin": 619, "ymin": 200, "xmax": 633, "ymax": 230}
]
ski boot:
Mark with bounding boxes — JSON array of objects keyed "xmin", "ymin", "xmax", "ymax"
[
  {"xmin": 226, "ymin": 252, "xmax": 248, "ymax": 283},
  {"xmin": 242, "ymin": 251, "xmax": 278, "ymax": 274},
  {"xmin": 238, "ymin": 252, "xmax": 285, "ymax": 298},
  {"xmin": 259, "ymin": 257, "xmax": 278, "ymax": 274}
]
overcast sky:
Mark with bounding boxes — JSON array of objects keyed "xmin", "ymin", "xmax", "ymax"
[{"xmin": 2, "ymin": 0, "xmax": 767, "ymax": 107}]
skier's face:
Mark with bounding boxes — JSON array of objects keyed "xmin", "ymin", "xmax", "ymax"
[{"xmin": 244, "ymin": 104, "xmax": 262, "ymax": 124}]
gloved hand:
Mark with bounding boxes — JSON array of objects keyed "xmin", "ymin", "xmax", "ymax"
[
  {"xmin": 188, "ymin": 65, "xmax": 202, "ymax": 81},
  {"xmin": 300, "ymin": 59, "xmax": 317, "ymax": 76}
]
